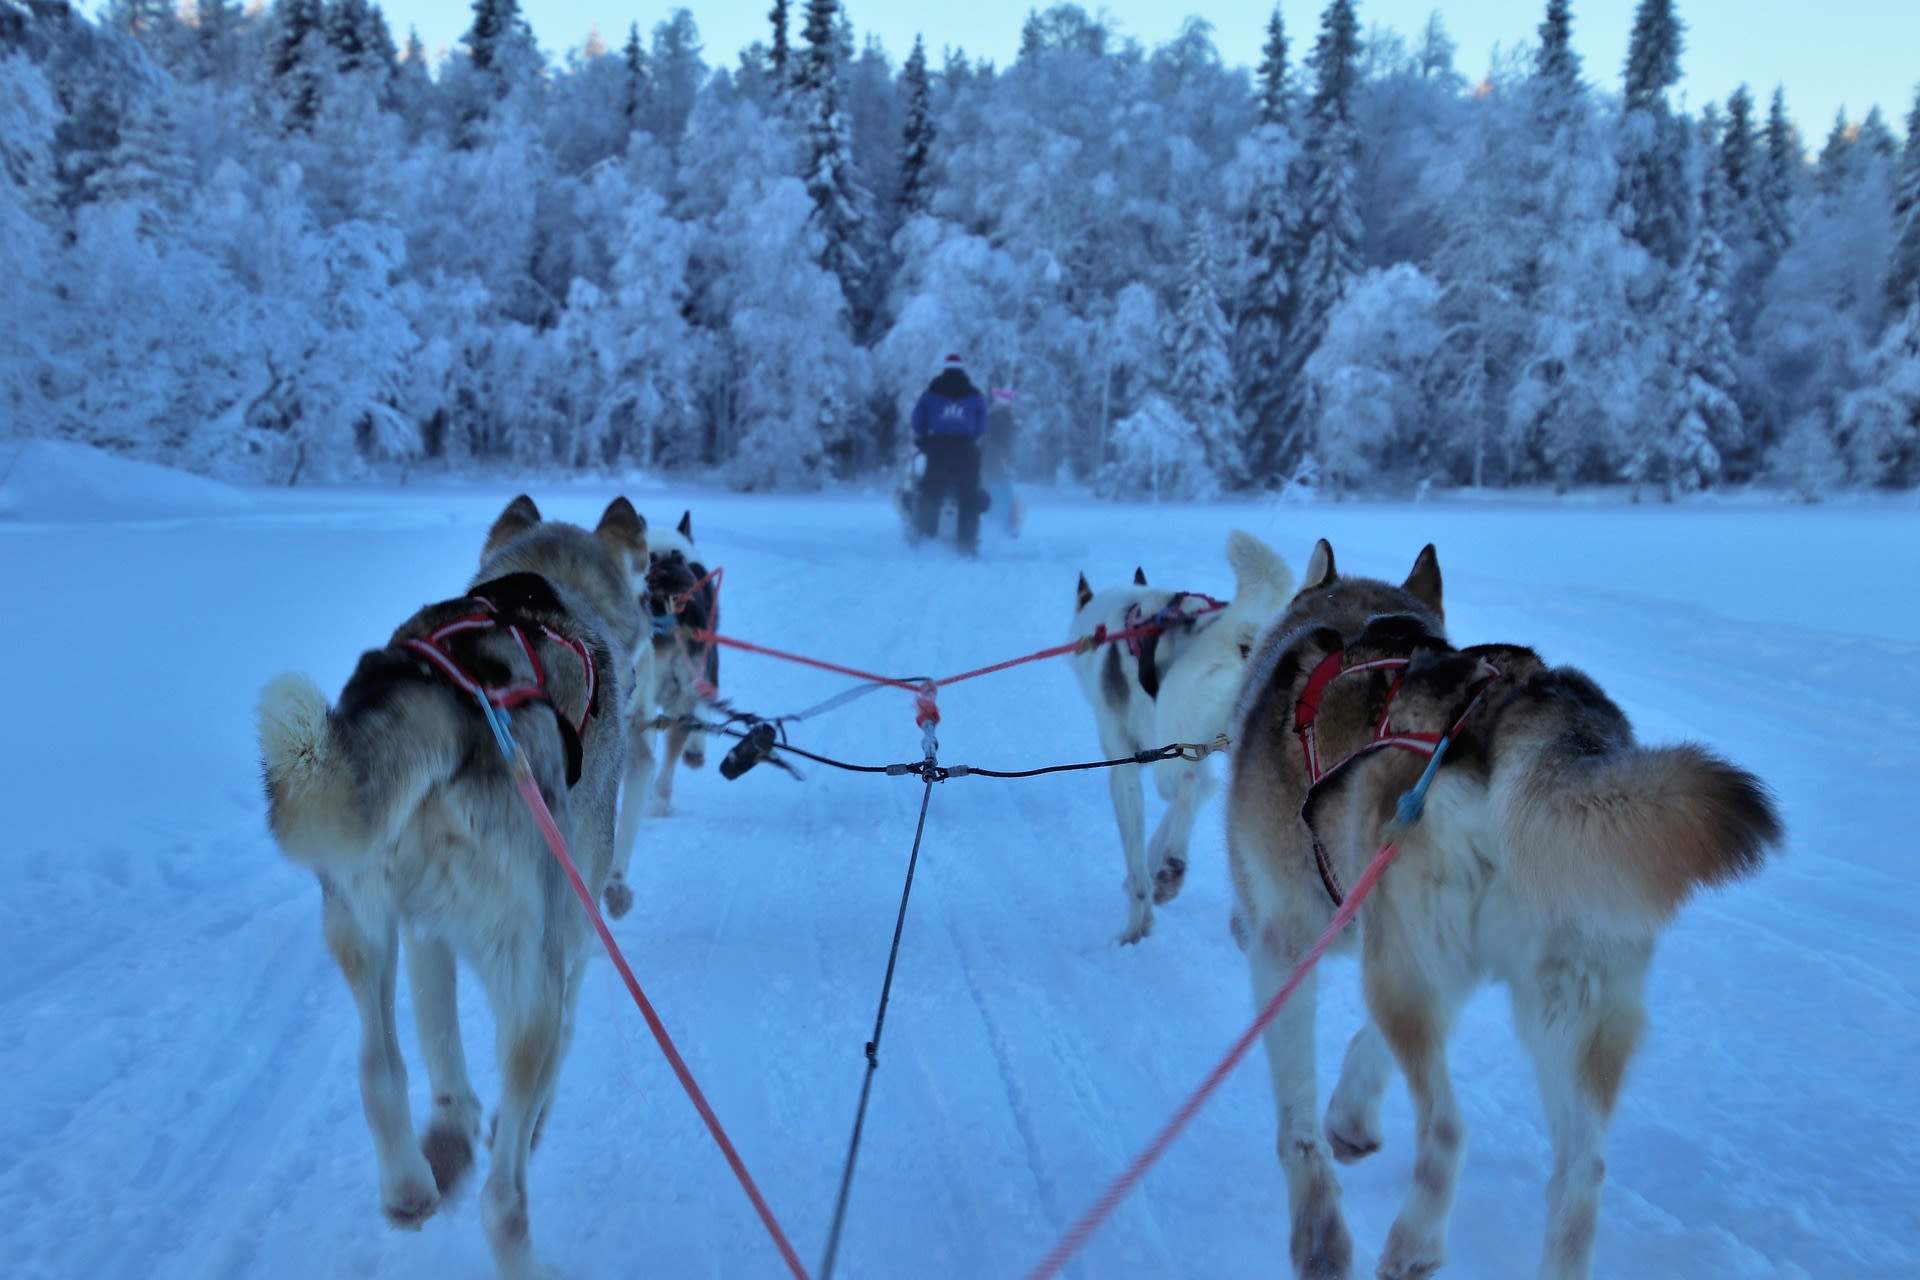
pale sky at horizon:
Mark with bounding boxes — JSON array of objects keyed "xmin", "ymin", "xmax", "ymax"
[{"xmin": 323, "ymin": 1, "xmax": 1920, "ymax": 139}]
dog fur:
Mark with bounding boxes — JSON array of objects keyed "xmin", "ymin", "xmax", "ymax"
[
  {"xmin": 256, "ymin": 495, "xmax": 646, "ymax": 1279},
  {"xmin": 1068, "ymin": 530, "xmax": 1296, "ymax": 943},
  {"xmin": 617, "ymin": 509, "xmax": 718, "ymax": 825},
  {"xmin": 1226, "ymin": 539, "xmax": 1782, "ymax": 1280}
]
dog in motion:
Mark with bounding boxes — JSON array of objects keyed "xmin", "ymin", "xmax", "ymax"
[
  {"xmin": 633, "ymin": 510, "xmax": 720, "ymax": 821},
  {"xmin": 1068, "ymin": 530, "xmax": 1295, "ymax": 943},
  {"xmin": 1226, "ymin": 539, "xmax": 1782, "ymax": 1280},
  {"xmin": 256, "ymin": 495, "xmax": 646, "ymax": 1279}
]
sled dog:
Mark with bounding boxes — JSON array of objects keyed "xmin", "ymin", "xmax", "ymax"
[
  {"xmin": 626, "ymin": 509, "xmax": 719, "ymax": 823},
  {"xmin": 256, "ymin": 495, "xmax": 647, "ymax": 1279},
  {"xmin": 1226, "ymin": 539, "xmax": 1782, "ymax": 1280},
  {"xmin": 1068, "ymin": 530, "xmax": 1296, "ymax": 943}
]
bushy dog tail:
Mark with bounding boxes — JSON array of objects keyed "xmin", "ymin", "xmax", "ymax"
[
  {"xmin": 257, "ymin": 672, "xmax": 462, "ymax": 871},
  {"xmin": 1495, "ymin": 736, "xmax": 1782, "ymax": 934},
  {"xmin": 1226, "ymin": 530, "xmax": 1294, "ymax": 608}
]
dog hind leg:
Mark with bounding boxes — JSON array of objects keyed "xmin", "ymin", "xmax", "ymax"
[
  {"xmin": 406, "ymin": 933, "xmax": 484, "ymax": 1195},
  {"xmin": 1146, "ymin": 757, "xmax": 1216, "ymax": 906},
  {"xmin": 1097, "ymin": 720, "xmax": 1153, "ymax": 943},
  {"xmin": 322, "ymin": 883, "xmax": 439, "ymax": 1229},
  {"xmin": 1368, "ymin": 957, "xmax": 1470, "ymax": 1280},
  {"xmin": 1325, "ymin": 1021, "xmax": 1393, "ymax": 1164},
  {"xmin": 1513, "ymin": 951, "xmax": 1648, "ymax": 1280},
  {"xmin": 476, "ymin": 943, "xmax": 569, "ymax": 1279},
  {"xmin": 606, "ymin": 717, "xmax": 654, "ymax": 918},
  {"xmin": 1251, "ymin": 920, "xmax": 1354, "ymax": 1279}
]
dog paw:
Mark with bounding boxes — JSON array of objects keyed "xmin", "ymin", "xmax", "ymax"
[
  {"xmin": 683, "ymin": 745, "xmax": 705, "ymax": 769},
  {"xmin": 1327, "ymin": 1124, "xmax": 1382, "ymax": 1165},
  {"xmin": 1114, "ymin": 914, "xmax": 1153, "ymax": 946},
  {"xmin": 421, "ymin": 1123, "xmax": 477, "ymax": 1195},
  {"xmin": 1152, "ymin": 857, "xmax": 1187, "ymax": 905},
  {"xmin": 382, "ymin": 1172, "xmax": 441, "ymax": 1230},
  {"xmin": 646, "ymin": 792, "xmax": 672, "ymax": 818},
  {"xmin": 602, "ymin": 878, "xmax": 634, "ymax": 919},
  {"xmin": 1376, "ymin": 1219, "xmax": 1445, "ymax": 1280}
]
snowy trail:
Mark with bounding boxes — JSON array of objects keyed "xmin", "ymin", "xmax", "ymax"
[{"xmin": 1, "ymin": 474, "xmax": 1915, "ymax": 1280}]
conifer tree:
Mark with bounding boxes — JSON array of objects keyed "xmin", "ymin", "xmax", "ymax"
[
  {"xmin": 1236, "ymin": 5, "xmax": 1299, "ymax": 481},
  {"xmin": 1650, "ymin": 134, "xmax": 1743, "ymax": 491},
  {"xmin": 795, "ymin": 0, "xmax": 873, "ymax": 332},
  {"xmin": 1172, "ymin": 222, "xmax": 1242, "ymax": 484},
  {"xmin": 898, "ymin": 34, "xmax": 934, "ymax": 217},
  {"xmin": 622, "ymin": 22, "xmax": 648, "ymax": 128},
  {"xmin": 1616, "ymin": 0, "xmax": 1690, "ymax": 264},
  {"xmin": 1886, "ymin": 86, "xmax": 1920, "ymax": 310},
  {"xmin": 1759, "ymin": 86, "xmax": 1797, "ymax": 258},
  {"xmin": 1257, "ymin": 6, "xmax": 1287, "ymax": 127},
  {"xmin": 1273, "ymin": 0, "xmax": 1361, "ymax": 478},
  {"xmin": 768, "ymin": 0, "xmax": 789, "ymax": 86},
  {"xmin": 271, "ymin": 0, "xmax": 331, "ymax": 130}
]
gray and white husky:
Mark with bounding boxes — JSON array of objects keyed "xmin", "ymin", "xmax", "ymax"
[
  {"xmin": 1226, "ymin": 539, "xmax": 1782, "ymax": 1280},
  {"xmin": 256, "ymin": 494, "xmax": 646, "ymax": 1279}
]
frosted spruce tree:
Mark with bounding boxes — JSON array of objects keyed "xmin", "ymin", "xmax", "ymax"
[
  {"xmin": 1235, "ymin": 6, "xmax": 1301, "ymax": 485},
  {"xmin": 1275, "ymin": 0, "xmax": 1361, "ymax": 481},
  {"xmin": 794, "ymin": 0, "xmax": 873, "ymax": 336},
  {"xmin": 1758, "ymin": 86, "xmax": 1797, "ymax": 261},
  {"xmin": 1886, "ymin": 86, "xmax": 1920, "ymax": 311},
  {"xmin": 1170, "ymin": 221, "xmax": 1241, "ymax": 485},
  {"xmin": 898, "ymin": 34, "xmax": 933, "ymax": 218},
  {"xmin": 1615, "ymin": 0, "xmax": 1690, "ymax": 267}
]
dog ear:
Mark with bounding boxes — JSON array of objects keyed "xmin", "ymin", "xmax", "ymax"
[
  {"xmin": 1132, "ymin": 566, "xmax": 1147, "ymax": 586},
  {"xmin": 1402, "ymin": 544, "xmax": 1443, "ymax": 620},
  {"xmin": 1075, "ymin": 572, "xmax": 1093, "ymax": 611},
  {"xmin": 482, "ymin": 494, "xmax": 542, "ymax": 561},
  {"xmin": 1301, "ymin": 538, "xmax": 1337, "ymax": 592},
  {"xmin": 678, "ymin": 510, "xmax": 694, "ymax": 541},
  {"xmin": 596, "ymin": 497, "xmax": 648, "ymax": 562}
]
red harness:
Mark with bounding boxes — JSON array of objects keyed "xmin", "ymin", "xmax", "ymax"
[
  {"xmin": 1292, "ymin": 646, "xmax": 1501, "ymax": 906},
  {"xmin": 404, "ymin": 595, "xmax": 598, "ymax": 781}
]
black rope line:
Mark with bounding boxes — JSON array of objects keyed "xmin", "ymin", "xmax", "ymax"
[
  {"xmin": 676, "ymin": 715, "xmax": 1202, "ymax": 783},
  {"xmin": 818, "ymin": 764, "xmax": 938, "ymax": 1280}
]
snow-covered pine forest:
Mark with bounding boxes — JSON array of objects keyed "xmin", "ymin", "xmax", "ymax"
[{"xmin": 2, "ymin": 0, "xmax": 1916, "ymax": 498}]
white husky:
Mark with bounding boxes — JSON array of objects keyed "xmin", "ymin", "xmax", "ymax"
[{"xmin": 1067, "ymin": 530, "xmax": 1295, "ymax": 942}]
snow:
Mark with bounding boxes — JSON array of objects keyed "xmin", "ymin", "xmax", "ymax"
[{"xmin": 1, "ymin": 449, "xmax": 1914, "ymax": 1280}]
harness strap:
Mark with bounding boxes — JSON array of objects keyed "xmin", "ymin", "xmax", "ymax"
[
  {"xmin": 1292, "ymin": 643, "xmax": 1502, "ymax": 908},
  {"xmin": 402, "ymin": 595, "xmax": 599, "ymax": 788},
  {"xmin": 1123, "ymin": 592, "xmax": 1229, "ymax": 701}
]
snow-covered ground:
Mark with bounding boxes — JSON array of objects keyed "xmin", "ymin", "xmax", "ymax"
[{"xmin": 2, "ymin": 443, "xmax": 1914, "ymax": 1280}]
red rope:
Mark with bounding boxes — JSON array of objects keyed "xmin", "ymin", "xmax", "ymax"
[
  {"xmin": 505, "ymin": 761, "xmax": 813, "ymax": 1280},
  {"xmin": 692, "ymin": 599, "xmax": 1225, "ymax": 714},
  {"xmin": 1022, "ymin": 836, "xmax": 1404, "ymax": 1280}
]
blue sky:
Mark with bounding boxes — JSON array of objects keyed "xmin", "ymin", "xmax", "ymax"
[{"xmin": 385, "ymin": 1, "xmax": 1913, "ymax": 138}]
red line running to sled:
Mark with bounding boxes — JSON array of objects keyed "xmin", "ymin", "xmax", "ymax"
[
  {"xmin": 699, "ymin": 631, "xmax": 926, "ymax": 693},
  {"xmin": 1022, "ymin": 836, "xmax": 1403, "ymax": 1280},
  {"xmin": 507, "ymin": 765, "xmax": 813, "ymax": 1280},
  {"xmin": 695, "ymin": 601, "xmax": 1226, "ymax": 704}
]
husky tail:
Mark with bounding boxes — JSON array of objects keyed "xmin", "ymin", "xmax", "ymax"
[
  {"xmin": 257, "ymin": 670, "xmax": 465, "ymax": 871},
  {"xmin": 1226, "ymin": 529, "xmax": 1295, "ymax": 610},
  {"xmin": 1491, "ymin": 671, "xmax": 1783, "ymax": 933}
]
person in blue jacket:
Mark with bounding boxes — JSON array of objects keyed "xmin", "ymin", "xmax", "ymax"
[{"xmin": 909, "ymin": 353, "xmax": 988, "ymax": 553}]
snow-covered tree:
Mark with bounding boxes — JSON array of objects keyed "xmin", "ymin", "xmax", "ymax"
[
  {"xmin": 1170, "ymin": 221, "xmax": 1241, "ymax": 483},
  {"xmin": 1304, "ymin": 263, "xmax": 1440, "ymax": 494},
  {"xmin": 1103, "ymin": 394, "xmax": 1216, "ymax": 501},
  {"xmin": 1235, "ymin": 7, "xmax": 1301, "ymax": 483},
  {"xmin": 1615, "ymin": 0, "xmax": 1689, "ymax": 266},
  {"xmin": 1273, "ymin": 0, "xmax": 1362, "ymax": 479},
  {"xmin": 1633, "ymin": 138, "xmax": 1742, "ymax": 495},
  {"xmin": 1838, "ymin": 300, "xmax": 1920, "ymax": 486},
  {"xmin": 767, "ymin": 0, "xmax": 789, "ymax": 86},
  {"xmin": 1758, "ymin": 86, "xmax": 1797, "ymax": 260},
  {"xmin": 1887, "ymin": 86, "xmax": 1920, "ymax": 311},
  {"xmin": 794, "ymin": 0, "xmax": 873, "ymax": 335},
  {"xmin": 898, "ymin": 34, "xmax": 933, "ymax": 217}
]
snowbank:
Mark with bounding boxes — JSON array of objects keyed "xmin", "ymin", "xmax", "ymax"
[{"xmin": 0, "ymin": 439, "xmax": 256, "ymax": 522}]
